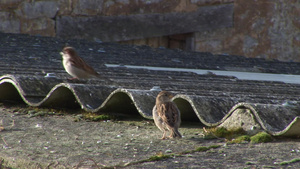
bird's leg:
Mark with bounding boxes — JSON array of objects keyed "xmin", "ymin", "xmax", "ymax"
[
  {"xmin": 161, "ymin": 130, "xmax": 167, "ymax": 140},
  {"xmin": 168, "ymin": 132, "xmax": 175, "ymax": 138}
]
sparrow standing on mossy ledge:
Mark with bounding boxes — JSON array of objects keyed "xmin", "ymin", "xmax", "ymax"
[{"xmin": 153, "ymin": 91, "xmax": 182, "ymax": 139}]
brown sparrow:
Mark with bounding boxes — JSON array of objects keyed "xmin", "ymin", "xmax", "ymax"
[
  {"xmin": 153, "ymin": 91, "xmax": 182, "ymax": 139},
  {"xmin": 60, "ymin": 46, "xmax": 100, "ymax": 80}
]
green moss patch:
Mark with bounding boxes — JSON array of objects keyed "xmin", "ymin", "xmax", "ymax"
[
  {"xmin": 280, "ymin": 158, "xmax": 300, "ymax": 165},
  {"xmin": 125, "ymin": 145, "xmax": 222, "ymax": 168},
  {"xmin": 13, "ymin": 107, "xmax": 82, "ymax": 117},
  {"xmin": 230, "ymin": 135, "xmax": 251, "ymax": 144},
  {"xmin": 250, "ymin": 132, "xmax": 272, "ymax": 143},
  {"xmin": 195, "ymin": 146, "xmax": 209, "ymax": 152},
  {"xmin": 204, "ymin": 127, "xmax": 246, "ymax": 140},
  {"xmin": 182, "ymin": 145, "xmax": 221, "ymax": 154},
  {"xmin": 82, "ymin": 112, "xmax": 117, "ymax": 121},
  {"xmin": 84, "ymin": 113, "xmax": 115, "ymax": 121},
  {"xmin": 146, "ymin": 152, "xmax": 173, "ymax": 162},
  {"xmin": 124, "ymin": 152, "xmax": 174, "ymax": 167},
  {"xmin": 204, "ymin": 127, "xmax": 273, "ymax": 144}
]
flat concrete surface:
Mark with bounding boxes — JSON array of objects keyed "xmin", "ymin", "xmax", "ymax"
[{"xmin": 0, "ymin": 103, "xmax": 300, "ymax": 169}]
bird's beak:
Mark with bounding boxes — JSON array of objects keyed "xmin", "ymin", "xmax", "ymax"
[
  {"xmin": 169, "ymin": 95, "xmax": 174, "ymax": 99},
  {"xmin": 59, "ymin": 52, "xmax": 64, "ymax": 56}
]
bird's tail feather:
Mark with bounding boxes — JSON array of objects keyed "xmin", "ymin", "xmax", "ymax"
[{"xmin": 170, "ymin": 129, "xmax": 182, "ymax": 138}]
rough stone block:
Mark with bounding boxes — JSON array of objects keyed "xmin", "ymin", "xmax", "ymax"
[
  {"xmin": 0, "ymin": 0, "xmax": 23, "ymax": 10},
  {"xmin": 15, "ymin": 1, "xmax": 59, "ymax": 19},
  {"xmin": 0, "ymin": 12, "xmax": 20, "ymax": 33},
  {"xmin": 139, "ymin": 0, "xmax": 163, "ymax": 3},
  {"xmin": 72, "ymin": 0, "xmax": 104, "ymax": 15},
  {"xmin": 56, "ymin": 4, "xmax": 233, "ymax": 41},
  {"xmin": 57, "ymin": 0, "xmax": 73, "ymax": 15},
  {"xmin": 191, "ymin": 0, "xmax": 234, "ymax": 5},
  {"xmin": 21, "ymin": 17, "xmax": 56, "ymax": 36}
]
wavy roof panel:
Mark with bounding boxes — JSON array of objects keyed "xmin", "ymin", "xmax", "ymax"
[{"xmin": 1, "ymin": 33, "xmax": 300, "ymax": 137}]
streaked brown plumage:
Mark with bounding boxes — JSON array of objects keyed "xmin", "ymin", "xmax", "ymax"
[
  {"xmin": 60, "ymin": 46, "xmax": 100, "ymax": 80},
  {"xmin": 153, "ymin": 91, "xmax": 182, "ymax": 139}
]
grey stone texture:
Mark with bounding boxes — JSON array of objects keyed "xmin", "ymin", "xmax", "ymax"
[{"xmin": 0, "ymin": 0, "xmax": 299, "ymax": 61}]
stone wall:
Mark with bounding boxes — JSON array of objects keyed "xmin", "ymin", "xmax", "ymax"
[
  {"xmin": 195, "ymin": 0, "xmax": 300, "ymax": 61},
  {"xmin": 0, "ymin": 0, "xmax": 299, "ymax": 61}
]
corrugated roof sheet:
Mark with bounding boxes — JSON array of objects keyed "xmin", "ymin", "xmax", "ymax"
[{"xmin": 1, "ymin": 33, "xmax": 300, "ymax": 137}]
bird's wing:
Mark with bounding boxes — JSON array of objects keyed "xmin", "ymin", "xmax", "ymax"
[
  {"xmin": 70, "ymin": 55, "xmax": 99, "ymax": 75},
  {"xmin": 157, "ymin": 102, "xmax": 179, "ymax": 128}
]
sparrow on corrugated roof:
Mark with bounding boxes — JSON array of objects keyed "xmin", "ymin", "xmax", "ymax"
[{"xmin": 60, "ymin": 46, "xmax": 100, "ymax": 80}]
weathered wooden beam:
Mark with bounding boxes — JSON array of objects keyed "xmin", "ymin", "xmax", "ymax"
[{"xmin": 56, "ymin": 4, "xmax": 233, "ymax": 42}]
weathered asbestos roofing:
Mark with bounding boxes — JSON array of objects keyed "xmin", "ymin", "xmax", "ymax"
[{"xmin": 1, "ymin": 33, "xmax": 300, "ymax": 137}]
